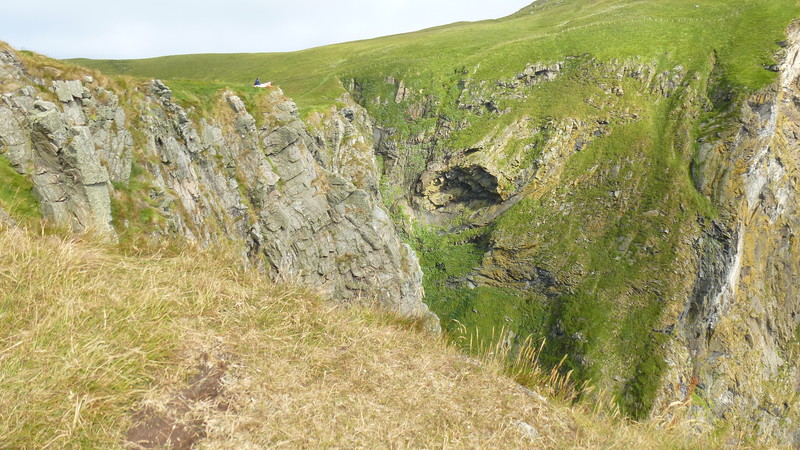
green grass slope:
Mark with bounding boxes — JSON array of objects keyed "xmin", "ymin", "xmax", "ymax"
[
  {"xmin": 73, "ymin": 0, "xmax": 796, "ymax": 112},
  {"xmin": 0, "ymin": 156, "xmax": 39, "ymax": 225}
]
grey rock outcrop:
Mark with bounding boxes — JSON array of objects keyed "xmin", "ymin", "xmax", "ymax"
[
  {"xmin": 1, "ymin": 80, "xmax": 117, "ymax": 236},
  {"xmin": 672, "ymin": 22, "xmax": 800, "ymax": 439},
  {"xmin": 0, "ymin": 49, "xmax": 436, "ymax": 327}
]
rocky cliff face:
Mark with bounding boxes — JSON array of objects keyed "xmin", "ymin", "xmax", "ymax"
[
  {"xmin": 0, "ymin": 48, "xmax": 436, "ymax": 329},
  {"xmin": 675, "ymin": 23, "xmax": 800, "ymax": 441},
  {"xmin": 0, "ymin": 56, "xmax": 119, "ymax": 235},
  {"xmin": 347, "ymin": 22, "xmax": 800, "ymax": 443}
]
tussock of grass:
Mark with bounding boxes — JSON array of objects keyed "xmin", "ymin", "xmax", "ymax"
[{"xmin": 0, "ymin": 223, "xmax": 709, "ymax": 447}]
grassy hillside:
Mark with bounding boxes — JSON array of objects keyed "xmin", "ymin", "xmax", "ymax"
[
  {"xmin": 73, "ymin": 0, "xmax": 797, "ymax": 113},
  {"xmin": 0, "ymin": 220, "xmax": 714, "ymax": 447}
]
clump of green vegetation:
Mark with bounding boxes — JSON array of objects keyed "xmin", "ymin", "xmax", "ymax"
[
  {"xmin": 0, "ymin": 155, "xmax": 40, "ymax": 225},
  {"xmin": 164, "ymin": 79, "xmax": 228, "ymax": 119},
  {"xmin": 110, "ymin": 160, "xmax": 172, "ymax": 247},
  {"xmin": 413, "ymin": 226, "xmax": 549, "ymax": 349}
]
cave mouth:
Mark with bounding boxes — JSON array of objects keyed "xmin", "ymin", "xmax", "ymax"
[{"xmin": 434, "ymin": 165, "xmax": 502, "ymax": 208}]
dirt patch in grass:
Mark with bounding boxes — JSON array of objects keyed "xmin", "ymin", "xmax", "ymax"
[{"xmin": 126, "ymin": 354, "xmax": 229, "ymax": 449}]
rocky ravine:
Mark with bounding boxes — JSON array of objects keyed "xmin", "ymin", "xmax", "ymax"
[
  {"xmin": 0, "ymin": 48, "xmax": 438, "ymax": 330},
  {"xmin": 352, "ymin": 23, "xmax": 800, "ymax": 443}
]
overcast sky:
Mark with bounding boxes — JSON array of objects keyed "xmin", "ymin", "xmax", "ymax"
[{"xmin": 1, "ymin": 1, "xmax": 530, "ymax": 60}]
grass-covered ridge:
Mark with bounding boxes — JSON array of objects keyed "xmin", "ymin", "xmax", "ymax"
[{"xmin": 72, "ymin": 0, "xmax": 797, "ymax": 114}]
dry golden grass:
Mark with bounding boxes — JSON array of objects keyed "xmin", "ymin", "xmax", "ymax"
[{"xmin": 0, "ymin": 223, "xmax": 712, "ymax": 448}]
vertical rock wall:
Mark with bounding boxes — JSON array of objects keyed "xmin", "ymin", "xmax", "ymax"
[
  {"xmin": 679, "ymin": 22, "xmax": 800, "ymax": 440},
  {"xmin": 0, "ymin": 49, "xmax": 436, "ymax": 329},
  {"xmin": 0, "ymin": 71, "xmax": 125, "ymax": 235}
]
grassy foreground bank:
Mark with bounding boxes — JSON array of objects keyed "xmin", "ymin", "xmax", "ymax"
[{"xmin": 0, "ymin": 220, "xmax": 708, "ymax": 447}]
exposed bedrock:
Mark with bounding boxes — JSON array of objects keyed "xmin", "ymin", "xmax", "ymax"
[{"xmin": 0, "ymin": 51, "xmax": 437, "ymax": 330}]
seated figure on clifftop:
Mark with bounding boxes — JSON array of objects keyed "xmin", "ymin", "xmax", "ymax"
[{"xmin": 253, "ymin": 78, "xmax": 272, "ymax": 88}]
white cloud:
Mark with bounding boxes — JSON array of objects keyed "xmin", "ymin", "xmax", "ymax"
[{"xmin": 0, "ymin": 0, "xmax": 530, "ymax": 59}]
